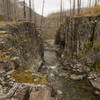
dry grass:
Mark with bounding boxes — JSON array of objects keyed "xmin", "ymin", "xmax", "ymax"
[
  {"xmin": 81, "ymin": 5, "xmax": 100, "ymax": 16},
  {"xmin": 0, "ymin": 57, "xmax": 11, "ymax": 62}
]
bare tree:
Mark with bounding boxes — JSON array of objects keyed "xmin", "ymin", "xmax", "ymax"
[
  {"xmin": 77, "ymin": 0, "xmax": 81, "ymax": 15},
  {"xmin": 32, "ymin": 0, "xmax": 37, "ymax": 25},
  {"xmin": 13, "ymin": 0, "xmax": 17, "ymax": 20},
  {"xmin": 1, "ymin": 0, "xmax": 5, "ymax": 15},
  {"xmin": 23, "ymin": 0, "xmax": 26, "ymax": 20},
  {"xmin": 89, "ymin": 0, "xmax": 91, "ymax": 8},
  {"xmin": 40, "ymin": 0, "xmax": 45, "ymax": 28},
  {"xmin": 6, "ymin": 0, "xmax": 11, "ymax": 20},
  {"xmin": 29, "ymin": 0, "xmax": 32, "ymax": 21},
  {"xmin": 73, "ymin": 0, "xmax": 76, "ymax": 16},
  {"xmin": 70, "ymin": 0, "xmax": 72, "ymax": 16},
  {"xmin": 60, "ymin": 0, "xmax": 63, "ymax": 23},
  {"xmin": 95, "ymin": 0, "xmax": 98, "ymax": 6}
]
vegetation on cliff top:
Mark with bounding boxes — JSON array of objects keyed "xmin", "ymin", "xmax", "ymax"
[{"xmin": 81, "ymin": 5, "xmax": 100, "ymax": 16}]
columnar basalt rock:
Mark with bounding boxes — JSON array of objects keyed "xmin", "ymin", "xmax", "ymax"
[{"xmin": 55, "ymin": 15, "xmax": 100, "ymax": 59}]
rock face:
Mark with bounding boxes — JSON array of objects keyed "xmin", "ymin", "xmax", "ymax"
[
  {"xmin": 55, "ymin": 15, "xmax": 100, "ymax": 56},
  {"xmin": 55, "ymin": 15, "xmax": 100, "ymax": 71},
  {"xmin": 0, "ymin": 22, "xmax": 44, "ymax": 72}
]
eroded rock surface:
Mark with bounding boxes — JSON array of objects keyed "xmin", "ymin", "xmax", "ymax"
[{"xmin": 0, "ymin": 22, "xmax": 44, "ymax": 72}]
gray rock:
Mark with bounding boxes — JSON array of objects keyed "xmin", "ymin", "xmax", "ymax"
[
  {"xmin": 90, "ymin": 77, "xmax": 100, "ymax": 90},
  {"xmin": 88, "ymin": 72, "xmax": 100, "ymax": 80},
  {"xmin": 70, "ymin": 74, "xmax": 86, "ymax": 80}
]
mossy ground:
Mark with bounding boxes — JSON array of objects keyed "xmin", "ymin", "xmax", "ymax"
[{"xmin": 12, "ymin": 71, "xmax": 50, "ymax": 86}]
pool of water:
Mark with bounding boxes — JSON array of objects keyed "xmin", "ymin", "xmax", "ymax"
[{"xmin": 62, "ymin": 78, "xmax": 100, "ymax": 100}]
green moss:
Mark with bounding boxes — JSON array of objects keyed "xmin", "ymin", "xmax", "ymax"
[{"xmin": 12, "ymin": 71, "xmax": 50, "ymax": 85}]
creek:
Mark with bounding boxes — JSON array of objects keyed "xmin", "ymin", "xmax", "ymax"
[{"xmin": 44, "ymin": 40, "xmax": 100, "ymax": 100}]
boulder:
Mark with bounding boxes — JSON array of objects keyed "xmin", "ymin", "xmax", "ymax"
[{"xmin": 29, "ymin": 87, "xmax": 51, "ymax": 100}]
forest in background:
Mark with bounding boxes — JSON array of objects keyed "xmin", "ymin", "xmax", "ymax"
[{"xmin": 0, "ymin": 0, "xmax": 100, "ymax": 40}]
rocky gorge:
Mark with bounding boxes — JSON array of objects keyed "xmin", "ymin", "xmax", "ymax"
[{"xmin": 0, "ymin": 14, "xmax": 100, "ymax": 100}]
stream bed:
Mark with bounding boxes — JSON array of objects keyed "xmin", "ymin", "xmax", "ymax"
[{"xmin": 44, "ymin": 40, "xmax": 100, "ymax": 100}]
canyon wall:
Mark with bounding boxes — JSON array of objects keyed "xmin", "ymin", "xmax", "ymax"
[
  {"xmin": 55, "ymin": 15, "xmax": 100, "ymax": 71},
  {"xmin": 0, "ymin": 22, "xmax": 44, "ymax": 72}
]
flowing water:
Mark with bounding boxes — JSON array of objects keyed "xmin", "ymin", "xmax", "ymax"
[{"xmin": 44, "ymin": 40, "xmax": 100, "ymax": 100}]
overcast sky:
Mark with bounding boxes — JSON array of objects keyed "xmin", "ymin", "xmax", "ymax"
[{"xmin": 19, "ymin": 0, "xmax": 92, "ymax": 16}]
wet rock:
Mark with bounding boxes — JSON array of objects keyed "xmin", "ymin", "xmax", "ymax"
[
  {"xmin": 70, "ymin": 74, "xmax": 86, "ymax": 81},
  {"xmin": 90, "ymin": 77, "xmax": 100, "ymax": 90}
]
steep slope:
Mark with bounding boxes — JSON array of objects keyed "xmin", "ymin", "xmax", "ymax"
[
  {"xmin": 0, "ymin": 22, "xmax": 44, "ymax": 72},
  {"xmin": 55, "ymin": 14, "xmax": 100, "ymax": 71}
]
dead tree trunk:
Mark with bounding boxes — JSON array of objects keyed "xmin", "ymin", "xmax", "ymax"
[
  {"xmin": 73, "ymin": 0, "xmax": 76, "ymax": 16},
  {"xmin": 89, "ymin": 0, "xmax": 91, "ymax": 8},
  {"xmin": 70, "ymin": 0, "xmax": 72, "ymax": 16},
  {"xmin": 77, "ymin": 0, "xmax": 81, "ymax": 15},
  {"xmin": 32, "ymin": 0, "xmax": 37, "ymax": 25},
  {"xmin": 60, "ymin": 0, "xmax": 63, "ymax": 23},
  {"xmin": 40, "ymin": 0, "xmax": 45, "ymax": 28},
  {"xmin": 13, "ymin": 0, "xmax": 17, "ymax": 20},
  {"xmin": 29, "ymin": 0, "xmax": 32, "ymax": 21},
  {"xmin": 6, "ymin": 0, "xmax": 11, "ymax": 20},
  {"xmin": 95, "ymin": 0, "xmax": 98, "ymax": 6},
  {"xmin": 23, "ymin": 0, "xmax": 26, "ymax": 20}
]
